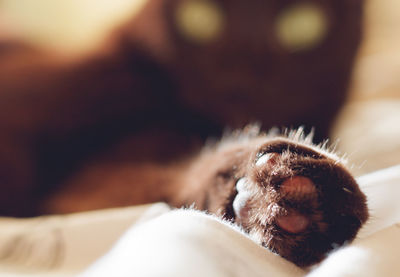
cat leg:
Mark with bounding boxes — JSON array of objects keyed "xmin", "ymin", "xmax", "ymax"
[
  {"xmin": 230, "ymin": 137, "xmax": 369, "ymax": 267},
  {"xmin": 180, "ymin": 129, "xmax": 369, "ymax": 267}
]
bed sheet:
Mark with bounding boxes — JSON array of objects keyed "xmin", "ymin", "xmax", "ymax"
[{"xmin": 0, "ymin": 165, "xmax": 399, "ymax": 277}]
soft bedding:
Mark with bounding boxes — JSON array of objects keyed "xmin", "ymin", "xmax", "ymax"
[{"xmin": 0, "ymin": 165, "xmax": 399, "ymax": 277}]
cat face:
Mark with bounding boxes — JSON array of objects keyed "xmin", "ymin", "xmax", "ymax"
[
  {"xmin": 160, "ymin": 0, "xmax": 363, "ymax": 134},
  {"xmin": 122, "ymin": 0, "xmax": 362, "ymax": 138},
  {"xmin": 171, "ymin": 0, "xmax": 330, "ymax": 52}
]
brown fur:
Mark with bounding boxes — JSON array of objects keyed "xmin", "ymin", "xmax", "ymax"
[
  {"xmin": 0, "ymin": 0, "xmax": 363, "ymax": 216},
  {"xmin": 0, "ymin": 0, "xmax": 366, "ymax": 265},
  {"xmin": 42, "ymin": 126, "xmax": 368, "ymax": 267}
]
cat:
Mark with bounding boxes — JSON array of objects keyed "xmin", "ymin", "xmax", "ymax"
[
  {"xmin": 0, "ymin": 0, "xmax": 363, "ymax": 217},
  {"xmin": 42, "ymin": 126, "xmax": 369, "ymax": 267},
  {"xmin": 0, "ymin": 0, "xmax": 367, "ymax": 265}
]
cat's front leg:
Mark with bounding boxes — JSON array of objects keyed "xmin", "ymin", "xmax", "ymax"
[{"xmin": 182, "ymin": 128, "xmax": 369, "ymax": 267}]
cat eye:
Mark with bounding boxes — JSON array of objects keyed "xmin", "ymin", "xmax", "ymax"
[
  {"xmin": 274, "ymin": 3, "xmax": 329, "ymax": 52},
  {"xmin": 174, "ymin": 0, "xmax": 225, "ymax": 44}
]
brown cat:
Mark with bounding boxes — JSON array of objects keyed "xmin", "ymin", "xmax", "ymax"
[
  {"xmin": 42, "ymin": 126, "xmax": 368, "ymax": 267},
  {"xmin": 0, "ymin": 0, "xmax": 363, "ymax": 217},
  {"xmin": 0, "ymin": 0, "xmax": 366, "ymax": 266}
]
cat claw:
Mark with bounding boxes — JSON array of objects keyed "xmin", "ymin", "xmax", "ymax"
[{"xmin": 255, "ymin": 152, "xmax": 279, "ymax": 166}]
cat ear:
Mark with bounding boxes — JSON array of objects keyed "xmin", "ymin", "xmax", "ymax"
[{"xmin": 174, "ymin": 0, "xmax": 225, "ymax": 44}]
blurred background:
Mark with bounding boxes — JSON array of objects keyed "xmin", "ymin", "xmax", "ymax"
[{"xmin": 0, "ymin": 0, "xmax": 399, "ymax": 175}]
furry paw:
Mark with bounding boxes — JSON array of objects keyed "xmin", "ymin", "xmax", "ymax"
[{"xmin": 230, "ymin": 136, "xmax": 368, "ymax": 267}]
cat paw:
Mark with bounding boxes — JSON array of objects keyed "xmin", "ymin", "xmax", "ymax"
[{"xmin": 231, "ymin": 139, "xmax": 368, "ymax": 267}]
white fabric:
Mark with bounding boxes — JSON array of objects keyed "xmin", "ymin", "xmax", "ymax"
[
  {"xmin": 308, "ymin": 224, "xmax": 400, "ymax": 277},
  {"xmin": 357, "ymin": 164, "xmax": 400, "ymax": 238},
  {"xmin": 81, "ymin": 210, "xmax": 304, "ymax": 277},
  {"xmin": 0, "ymin": 203, "xmax": 171, "ymax": 276},
  {"xmin": 0, "ymin": 165, "xmax": 399, "ymax": 277}
]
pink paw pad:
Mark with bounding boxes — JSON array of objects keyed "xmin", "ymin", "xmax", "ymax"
[
  {"xmin": 276, "ymin": 176, "xmax": 317, "ymax": 233},
  {"xmin": 280, "ymin": 176, "xmax": 316, "ymax": 198},
  {"xmin": 276, "ymin": 211, "xmax": 310, "ymax": 233}
]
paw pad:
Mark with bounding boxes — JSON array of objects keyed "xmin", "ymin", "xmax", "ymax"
[
  {"xmin": 280, "ymin": 176, "xmax": 317, "ymax": 198},
  {"xmin": 276, "ymin": 211, "xmax": 310, "ymax": 233}
]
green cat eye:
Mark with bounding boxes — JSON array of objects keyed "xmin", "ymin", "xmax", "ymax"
[
  {"xmin": 175, "ymin": 0, "xmax": 224, "ymax": 44},
  {"xmin": 275, "ymin": 3, "xmax": 329, "ymax": 52}
]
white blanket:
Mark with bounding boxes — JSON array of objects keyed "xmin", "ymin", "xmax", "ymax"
[{"xmin": 0, "ymin": 165, "xmax": 399, "ymax": 277}]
